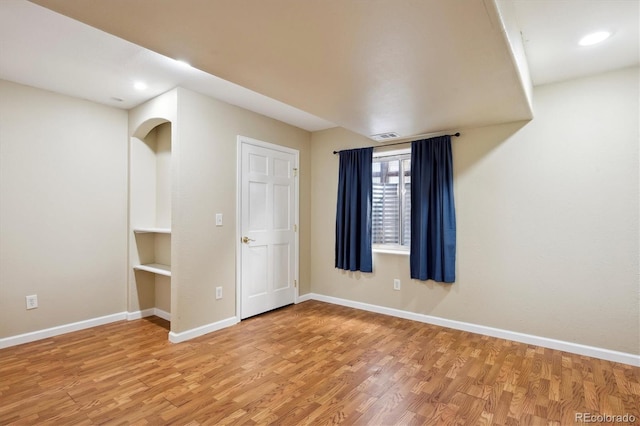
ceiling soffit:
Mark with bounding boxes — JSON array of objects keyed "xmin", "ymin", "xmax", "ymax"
[{"xmin": 30, "ymin": 0, "xmax": 534, "ymax": 138}]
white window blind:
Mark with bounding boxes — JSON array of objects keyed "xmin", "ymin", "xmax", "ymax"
[{"xmin": 372, "ymin": 152, "xmax": 411, "ymax": 250}]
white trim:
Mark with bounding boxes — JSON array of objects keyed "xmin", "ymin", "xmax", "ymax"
[
  {"xmin": 0, "ymin": 312, "xmax": 127, "ymax": 349},
  {"xmin": 236, "ymin": 137, "xmax": 242, "ymax": 323},
  {"xmin": 294, "ymin": 153, "xmax": 300, "ymax": 304},
  {"xmin": 168, "ymin": 316, "xmax": 238, "ymax": 343},
  {"xmin": 236, "ymin": 135, "xmax": 300, "ymax": 319},
  {"xmin": 304, "ymin": 293, "xmax": 640, "ymax": 367},
  {"xmin": 153, "ymin": 308, "xmax": 171, "ymax": 322},
  {"xmin": 373, "ymin": 247, "xmax": 410, "ymax": 256},
  {"xmin": 127, "ymin": 308, "xmax": 171, "ymax": 321},
  {"xmin": 296, "ymin": 293, "xmax": 313, "ymax": 303},
  {"xmin": 0, "ymin": 309, "xmax": 176, "ymax": 350},
  {"xmin": 4, "ymin": 297, "xmax": 635, "ymax": 367},
  {"xmin": 127, "ymin": 308, "xmax": 156, "ymax": 320}
]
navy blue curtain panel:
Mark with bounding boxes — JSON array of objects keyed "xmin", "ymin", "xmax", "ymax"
[
  {"xmin": 335, "ymin": 147, "xmax": 373, "ymax": 272},
  {"xmin": 410, "ymin": 136, "xmax": 456, "ymax": 282}
]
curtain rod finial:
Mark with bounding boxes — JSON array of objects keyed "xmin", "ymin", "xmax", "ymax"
[{"xmin": 454, "ymin": 132, "xmax": 461, "ymax": 137}]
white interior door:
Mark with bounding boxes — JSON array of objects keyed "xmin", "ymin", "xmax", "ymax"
[{"xmin": 239, "ymin": 138, "xmax": 297, "ymax": 319}]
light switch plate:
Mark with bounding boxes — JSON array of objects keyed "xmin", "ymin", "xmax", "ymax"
[{"xmin": 215, "ymin": 213, "xmax": 223, "ymax": 226}]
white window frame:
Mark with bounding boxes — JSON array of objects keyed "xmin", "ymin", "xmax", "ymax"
[{"xmin": 372, "ymin": 148, "xmax": 411, "ymax": 255}]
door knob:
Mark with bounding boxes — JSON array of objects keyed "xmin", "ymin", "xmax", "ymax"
[{"xmin": 242, "ymin": 236, "xmax": 255, "ymax": 244}]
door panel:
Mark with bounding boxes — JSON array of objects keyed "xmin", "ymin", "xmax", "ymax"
[
  {"xmin": 249, "ymin": 153, "xmax": 268, "ymax": 175},
  {"xmin": 273, "ymin": 157, "xmax": 290, "ymax": 177},
  {"xmin": 246, "ymin": 244, "xmax": 268, "ymax": 297},
  {"xmin": 240, "ymin": 140, "xmax": 296, "ymax": 319},
  {"xmin": 273, "ymin": 184, "xmax": 290, "ymax": 230},
  {"xmin": 249, "ymin": 181, "xmax": 267, "ymax": 230},
  {"xmin": 273, "ymin": 243, "xmax": 290, "ymax": 291}
]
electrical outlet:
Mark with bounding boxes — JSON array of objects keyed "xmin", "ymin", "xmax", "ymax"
[
  {"xmin": 215, "ymin": 286, "xmax": 222, "ymax": 300},
  {"xmin": 26, "ymin": 294, "xmax": 38, "ymax": 309},
  {"xmin": 393, "ymin": 279, "xmax": 401, "ymax": 291},
  {"xmin": 215, "ymin": 213, "xmax": 223, "ymax": 226}
]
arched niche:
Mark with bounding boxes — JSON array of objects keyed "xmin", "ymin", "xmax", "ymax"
[
  {"xmin": 129, "ymin": 117, "xmax": 173, "ymax": 323},
  {"xmin": 132, "ymin": 117, "xmax": 170, "ymax": 140}
]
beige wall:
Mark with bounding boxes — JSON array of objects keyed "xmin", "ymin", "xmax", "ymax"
[
  {"xmin": 310, "ymin": 67, "xmax": 639, "ymax": 355},
  {"xmin": 0, "ymin": 80, "xmax": 128, "ymax": 338},
  {"xmin": 2, "ymin": 66, "xmax": 636, "ymax": 357},
  {"xmin": 127, "ymin": 87, "xmax": 311, "ymax": 334},
  {"xmin": 0, "ymin": 81, "xmax": 310, "ymax": 340},
  {"xmin": 171, "ymin": 87, "xmax": 311, "ymax": 333}
]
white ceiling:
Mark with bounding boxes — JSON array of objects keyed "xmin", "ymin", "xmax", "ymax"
[
  {"xmin": 1, "ymin": 0, "xmax": 638, "ymax": 138},
  {"xmin": 512, "ymin": 0, "xmax": 639, "ymax": 86}
]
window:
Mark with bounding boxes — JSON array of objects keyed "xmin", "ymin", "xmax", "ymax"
[{"xmin": 372, "ymin": 150, "xmax": 411, "ymax": 252}]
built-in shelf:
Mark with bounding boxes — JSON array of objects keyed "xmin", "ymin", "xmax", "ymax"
[
  {"xmin": 133, "ymin": 263, "xmax": 171, "ymax": 277},
  {"xmin": 133, "ymin": 227, "xmax": 171, "ymax": 234}
]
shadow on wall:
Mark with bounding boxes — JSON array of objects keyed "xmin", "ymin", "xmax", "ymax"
[
  {"xmin": 451, "ymin": 119, "xmax": 531, "ymax": 289},
  {"xmin": 454, "ymin": 120, "xmax": 530, "ymax": 178}
]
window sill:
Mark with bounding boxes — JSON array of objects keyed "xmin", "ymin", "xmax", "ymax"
[{"xmin": 373, "ymin": 248, "xmax": 410, "ymax": 256}]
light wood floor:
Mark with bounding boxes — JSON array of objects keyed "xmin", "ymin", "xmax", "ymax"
[{"xmin": 1, "ymin": 301, "xmax": 638, "ymax": 425}]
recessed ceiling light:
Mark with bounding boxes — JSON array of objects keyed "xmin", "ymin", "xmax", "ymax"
[
  {"xmin": 133, "ymin": 81, "xmax": 147, "ymax": 91},
  {"xmin": 578, "ymin": 31, "xmax": 611, "ymax": 46}
]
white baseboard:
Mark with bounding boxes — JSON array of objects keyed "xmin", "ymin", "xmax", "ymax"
[
  {"xmin": 4, "ymin": 296, "xmax": 636, "ymax": 367},
  {"xmin": 0, "ymin": 309, "xmax": 232, "ymax": 349},
  {"xmin": 296, "ymin": 293, "xmax": 313, "ymax": 303},
  {"xmin": 304, "ymin": 293, "xmax": 640, "ymax": 367},
  {"xmin": 0, "ymin": 312, "xmax": 127, "ymax": 350},
  {"xmin": 153, "ymin": 308, "xmax": 171, "ymax": 321},
  {"xmin": 168, "ymin": 316, "xmax": 238, "ymax": 344},
  {"xmin": 127, "ymin": 308, "xmax": 171, "ymax": 322},
  {"xmin": 127, "ymin": 308, "xmax": 155, "ymax": 320}
]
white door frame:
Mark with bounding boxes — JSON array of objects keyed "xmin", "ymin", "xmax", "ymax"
[{"xmin": 236, "ymin": 135, "xmax": 300, "ymax": 320}]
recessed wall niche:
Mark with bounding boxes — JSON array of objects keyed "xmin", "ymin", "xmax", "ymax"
[{"xmin": 129, "ymin": 121, "xmax": 172, "ymax": 319}]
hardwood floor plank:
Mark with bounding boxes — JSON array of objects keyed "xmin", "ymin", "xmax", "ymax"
[{"xmin": 1, "ymin": 300, "xmax": 638, "ymax": 425}]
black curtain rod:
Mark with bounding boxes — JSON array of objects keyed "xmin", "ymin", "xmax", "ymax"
[{"xmin": 332, "ymin": 132, "xmax": 460, "ymax": 155}]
